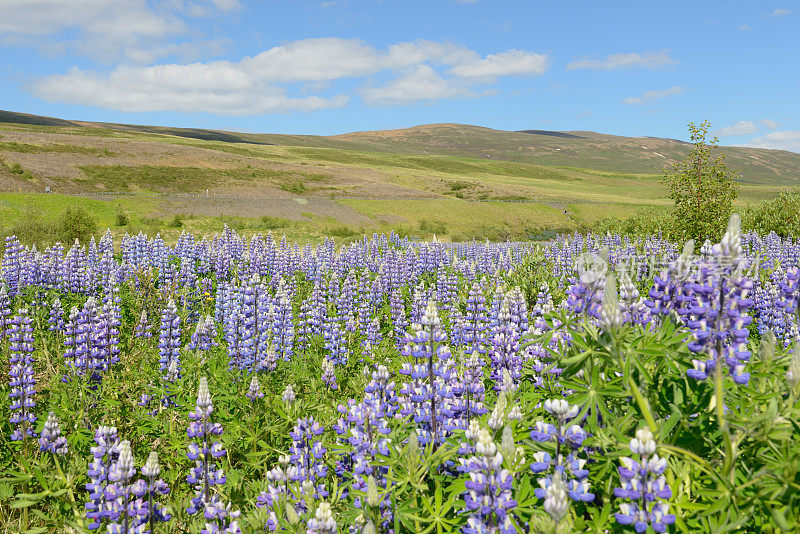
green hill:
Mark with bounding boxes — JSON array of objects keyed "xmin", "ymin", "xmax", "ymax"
[{"xmin": 0, "ymin": 109, "xmax": 797, "ymax": 243}]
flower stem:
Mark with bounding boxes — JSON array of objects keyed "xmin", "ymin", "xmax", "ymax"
[
  {"xmin": 627, "ymin": 376, "xmax": 658, "ymax": 435},
  {"xmin": 714, "ymin": 359, "xmax": 734, "ymax": 478}
]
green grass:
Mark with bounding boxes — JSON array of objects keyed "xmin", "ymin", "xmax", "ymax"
[
  {"xmin": 0, "ymin": 141, "xmax": 117, "ymax": 156},
  {"xmin": 338, "ymin": 198, "xmax": 577, "ymax": 240},
  {"xmin": 75, "ymin": 165, "xmax": 332, "ymax": 193}
]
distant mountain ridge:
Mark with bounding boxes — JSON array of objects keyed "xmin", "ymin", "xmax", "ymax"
[{"xmin": 1, "ymin": 109, "xmax": 799, "ymax": 185}]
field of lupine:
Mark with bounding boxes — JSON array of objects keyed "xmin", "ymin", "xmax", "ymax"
[{"xmin": 1, "ymin": 214, "xmax": 799, "ymax": 533}]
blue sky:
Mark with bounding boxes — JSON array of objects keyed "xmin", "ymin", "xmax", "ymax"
[{"xmin": 1, "ymin": 1, "xmax": 798, "ymax": 152}]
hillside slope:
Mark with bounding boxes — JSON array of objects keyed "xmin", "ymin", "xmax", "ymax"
[{"xmin": 0, "ymin": 109, "xmax": 798, "ymax": 243}]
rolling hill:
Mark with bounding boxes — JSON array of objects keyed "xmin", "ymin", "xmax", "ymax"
[{"xmin": 0, "ymin": 109, "xmax": 798, "ymax": 243}]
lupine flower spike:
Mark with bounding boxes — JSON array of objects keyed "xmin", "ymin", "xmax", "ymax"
[{"xmin": 614, "ymin": 428, "xmax": 675, "ymax": 533}]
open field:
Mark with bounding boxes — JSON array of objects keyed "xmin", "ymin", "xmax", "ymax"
[
  {"xmin": 1, "ymin": 224, "xmax": 798, "ymax": 532},
  {"xmin": 1, "ymin": 110, "xmax": 799, "ymax": 243}
]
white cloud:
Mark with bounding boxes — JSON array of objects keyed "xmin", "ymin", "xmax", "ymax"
[
  {"xmin": 34, "ymin": 38, "xmax": 549, "ymax": 113},
  {"xmin": 386, "ymin": 40, "xmax": 476, "ymax": 69},
  {"xmin": 715, "ymin": 120, "xmax": 758, "ymax": 136},
  {"xmin": 623, "ymin": 86, "xmax": 683, "ymax": 105},
  {"xmin": 449, "ymin": 50, "xmax": 548, "ymax": 82},
  {"xmin": 0, "ymin": 0, "xmax": 236, "ymax": 62},
  {"xmin": 760, "ymin": 118, "xmax": 780, "ymax": 129},
  {"xmin": 771, "ymin": 8, "xmax": 792, "ymax": 16},
  {"xmin": 566, "ymin": 52, "xmax": 677, "ymax": 71},
  {"xmin": 34, "ymin": 65, "xmax": 348, "ymax": 115},
  {"xmin": 241, "ymin": 38, "xmax": 384, "ymax": 82},
  {"xmin": 743, "ymin": 131, "xmax": 800, "ymax": 153},
  {"xmin": 361, "ymin": 65, "xmax": 471, "ymax": 106}
]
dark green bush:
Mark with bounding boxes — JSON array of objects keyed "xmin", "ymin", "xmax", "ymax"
[
  {"xmin": 58, "ymin": 207, "xmax": 98, "ymax": 244},
  {"xmin": 418, "ymin": 219, "xmax": 447, "ymax": 235},
  {"xmin": 328, "ymin": 225, "xmax": 360, "ymax": 238},
  {"xmin": 115, "ymin": 212, "xmax": 129, "ymax": 226},
  {"xmin": 741, "ymin": 190, "xmax": 800, "ymax": 237},
  {"xmin": 260, "ymin": 215, "xmax": 291, "ymax": 229},
  {"xmin": 593, "ymin": 206, "xmax": 674, "ymax": 236}
]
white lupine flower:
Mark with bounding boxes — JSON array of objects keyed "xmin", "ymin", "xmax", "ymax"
[
  {"xmin": 630, "ymin": 428, "xmax": 657, "ymax": 457},
  {"xmin": 544, "ymin": 470, "xmax": 569, "ymax": 523},
  {"xmin": 142, "ymin": 452, "xmax": 160, "ymax": 478}
]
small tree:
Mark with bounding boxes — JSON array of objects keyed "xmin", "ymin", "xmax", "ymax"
[
  {"xmin": 664, "ymin": 121, "xmax": 738, "ymax": 245},
  {"xmin": 59, "ymin": 207, "xmax": 97, "ymax": 244}
]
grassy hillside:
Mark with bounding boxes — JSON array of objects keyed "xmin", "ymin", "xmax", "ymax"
[{"xmin": 1, "ymin": 109, "xmax": 797, "ymax": 243}]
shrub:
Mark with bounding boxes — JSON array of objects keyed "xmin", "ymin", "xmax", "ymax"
[
  {"xmin": 418, "ymin": 219, "xmax": 447, "ymax": 235},
  {"xmin": 663, "ymin": 120, "xmax": 738, "ymax": 246},
  {"xmin": 742, "ymin": 189, "xmax": 800, "ymax": 237},
  {"xmin": 260, "ymin": 215, "xmax": 291, "ymax": 229},
  {"xmin": 593, "ymin": 206, "xmax": 674, "ymax": 237},
  {"xmin": 58, "ymin": 207, "xmax": 97, "ymax": 244},
  {"xmin": 115, "ymin": 212, "xmax": 129, "ymax": 226},
  {"xmin": 328, "ymin": 225, "xmax": 360, "ymax": 238},
  {"xmin": 169, "ymin": 214, "xmax": 184, "ymax": 228}
]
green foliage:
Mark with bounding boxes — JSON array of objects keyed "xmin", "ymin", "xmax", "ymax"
[
  {"xmin": 259, "ymin": 215, "xmax": 292, "ymax": 229},
  {"xmin": 327, "ymin": 225, "xmax": 361, "ymax": 238},
  {"xmin": 58, "ymin": 206, "xmax": 98, "ymax": 244},
  {"xmin": 741, "ymin": 189, "xmax": 800, "ymax": 237},
  {"xmin": 593, "ymin": 206, "xmax": 674, "ymax": 236},
  {"xmin": 0, "ymin": 141, "xmax": 117, "ymax": 156},
  {"xmin": 418, "ymin": 219, "xmax": 447, "ymax": 235},
  {"xmin": 2, "ymin": 205, "xmax": 99, "ymax": 245},
  {"xmin": 115, "ymin": 211, "xmax": 129, "ymax": 227},
  {"xmin": 663, "ymin": 121, "xmax": 739, "ymax": 246},
  {"xmin": 168, "ymin": 214, "xmax": 184, "ymax": 228}
]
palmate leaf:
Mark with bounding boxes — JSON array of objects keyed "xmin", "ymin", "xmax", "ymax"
[{"xmin": 416, "ymin": 482, "xmax": 461, "ymax": 534}]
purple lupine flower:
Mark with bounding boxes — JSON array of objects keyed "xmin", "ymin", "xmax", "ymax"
[
  {"xmin": 9, "ymin": 308, "xmax": 37, "ymax": 442},
  {"xmin": 288, "ymin": 416, "xmax": 328, "ymax": 498},
  {"xmin": 332, "ymin": 397, "xmax": 391, "ymax": 501},
  {"xmin": 488, "ymin": 296, "xmax": 523, "ymax": 391},
  {"xmin": 462, "ymin": 282, "xmax": 489, "ymax": 357},
  {"xmin": 644, "ymin": 242, "xmax": 697, "ymax": 323},
  {"xmin": 452, "ymin": 354, "xmax": 488, "ymax": 429},
  {"xmin": 282, "ymin": 384, "xmax": 296, "ymax": 405},
  {"xmin": 187, "ymin": 377, "xmax": 239, "ymax": 532},
  {"xmin": 685, "ymin": 216, "xmax": 755, "ymax": 386},
  {"xmin": 321, "ymin": 357, "xmax": 338, "ymax": 390},
  {"xmin": 159, "ymin": 299, "xmax": 181, "ymax": 380},
  {"xmin": 48, "ymin": 297, "xmax": 65, "ymax": 333},
  {"xmin": 86, "ymin": 425, "xmax": 120, "ymax": 530},
  {"xmin": 39, "ymin": 412, "xmax": 67, "ymax": 454},
  {"xmin": 0, "ymin": 284, "xmax": 11, "ymax": 338},
  {"xmin": 140, "ymin": 452, "xmax": 172, "ymax": 533},
  {"xmin": 565, "ymin": 253, "xmax": 607, "ymax": 318},
  {"xmin": 777, "ymin": 266, "xmax": 800, "ymax": 315},
  {"xmin": 255, "ymin": 456, "xmax": 292, "ymax": 531},
  {"xmin": 460, "ymin": 427, "xmax": 517, "ymax": 534},
  {"xmin": 614, "ymin": 428, "xmax": 675, "ymax": 533},
  {"xmin": 188, "ymin": 315, "xmax": 215, "ymax": 351},
  {"xmin": 246, "ymin": 375, "xmax": 264, "ymax": 401},
  {"xmin": 134, "ymin": 310, "xmax": 152, "ymax": 339},
  {"xmin": 105, "ymin": 439, "xmax": 139, "ymax": 533},
  {"xmin": 272, "ymin": 291, "xmax": 295, "ymax": 363},
  {"xmin": 2, "ymin": 235, "xmax": 24, "ymax": 296},
  {"xmin": 398, "ymin": 300, "xmax": 456, "ymax": 446},
  {"xmin": 530, "ymin": 399, "xmax": 594, "ymax": 503}
]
